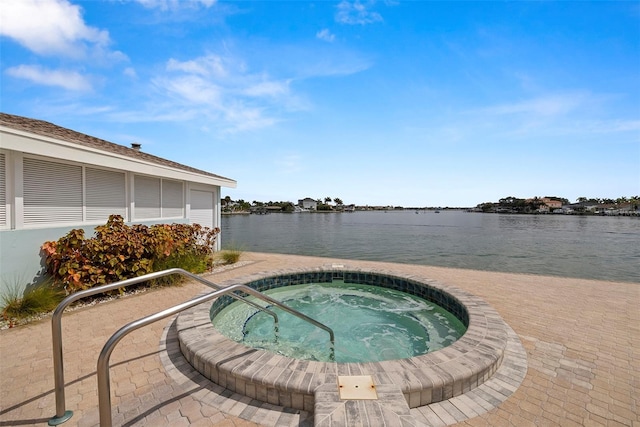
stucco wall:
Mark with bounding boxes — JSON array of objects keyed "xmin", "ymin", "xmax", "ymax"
[{"xmin": 0, "ymin": 219, "xmax": 190, "ymax": 296}]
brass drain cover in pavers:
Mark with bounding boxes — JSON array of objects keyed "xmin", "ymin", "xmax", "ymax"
[{"xmin": 337, "ymin": 375, "xmax": 378, "ymax": 400}]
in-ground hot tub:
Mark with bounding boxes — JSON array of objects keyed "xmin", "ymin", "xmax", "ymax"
[
  {"xmin": 176, "ymin": 267, "xmax": 510, "ymax": 412},
  {"xmin": 212, "ymin": 279, "xmax": 468, "ymax": 363}
]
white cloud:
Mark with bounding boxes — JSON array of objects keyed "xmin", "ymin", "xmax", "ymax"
[
  {"xmin": 609, "ymin": 120, "xmax": 640, "ymax": 132},
  {"xmin": 106, "ymin": 108, "xmax": 198, "ymax": 124},
  {"xmin": 243, "ymin": 80, "xmax": 290, "ymax": 98},
  {"xmin": 316, "ymin": 29, "xmax": 336, "ymax": 42},
  {"xmin": 158, "ymin": 75, "xmax": 222, "ymax": 105},
  {"xmin": 481, "ymin": 93, "xmax": 588, "ymax": 117},
  {"xmin": 570, "ymin": 119, "xmax": 640, "ymax": 135},
  {"xmin": 146, "ymin": 47, "xmax": 376, "ymax": 133},
  {"xmin": 336, "ymin": 1, "xmax": 383, "ymax": 25},
  {"xmin": 296, "ymin": 55, "xmax": 372, "ymax": 78},
  {"xmin": 463, "ymin": 92, "xmax": 639, "ymax": 140},
  {"xmin": 5, "ymin": 65, "xmax": 92, "ymax": 91},
  {"xmin": 152, "ymin": 53, "xmax": 297, "ymax": 133},
  {"xmin": 123, "ymin": 67, "xmax": 138, "ymax": 78},
  {"xmin": 222, "ymin": 104, "xmax": 277, "ymax": 133},
  {"xmin": 0, "ymin": 0, "xmax": 110, "ymax": 58},
  {"xmin": 166, "ymin": 55, "xmax": 228, "ymax": 78},
  {"xmin": 135, "ymin": 0, "xmax": 216, "ymax": 11}
]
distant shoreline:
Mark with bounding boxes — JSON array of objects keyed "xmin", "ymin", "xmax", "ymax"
[
  {"xmin": 222, "ymin": 208, "xmax": 470, "ymax": 215},
  {"xmin": 222, "ymin": 208, "xmax": 639, "ymax": 217}
]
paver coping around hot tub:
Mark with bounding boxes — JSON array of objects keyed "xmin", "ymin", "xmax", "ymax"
[{"xmin": 176, "ymin": 266, "xmax": 511, "ymax": 415}]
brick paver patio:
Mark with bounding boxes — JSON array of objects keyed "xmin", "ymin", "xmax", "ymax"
[{"xmin": 1, "ymin": 252, "xmax": 638, "ymax": 426}]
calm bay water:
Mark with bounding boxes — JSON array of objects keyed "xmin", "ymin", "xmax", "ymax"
[{"xmin": 221, "ymin": 210, "xmax": 640, "ymax": 283}]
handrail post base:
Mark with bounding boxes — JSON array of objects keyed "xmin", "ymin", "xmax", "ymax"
[{"xmin": 48, "ymin": 410, "xmax": 73, "ymax": 425}]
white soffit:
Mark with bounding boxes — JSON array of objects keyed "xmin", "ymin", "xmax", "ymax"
[{"xmin": 0, "ymin": 126, "xmax": 237, "ymax": 188}]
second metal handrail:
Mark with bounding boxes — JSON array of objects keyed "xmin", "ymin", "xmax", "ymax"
[
  {"xmin": 97, "ymin": 283, "xmax": 327, "ymax": 426},
  {"xmin": 48, "ymin": 268, "xmax": 278, "ymax": 425},
  {"xmin": 49, "ymin": 268, "xmax": 335, "ymax": 425}
]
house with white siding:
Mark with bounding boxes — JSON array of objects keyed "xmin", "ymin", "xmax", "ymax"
[
  {"xmin": 297, "ymin": 197, "xmax": 317, "ymax": 211},
  {"xmin": 0, "ymin": 113, "xmax": 236, "ymax": 294}
]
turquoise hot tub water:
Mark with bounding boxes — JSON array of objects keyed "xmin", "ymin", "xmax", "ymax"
[{"xmin": 211, "ymin": 281, "xmax": 467, "ymax": 363}]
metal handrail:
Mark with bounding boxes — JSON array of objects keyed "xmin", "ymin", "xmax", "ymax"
[
  {"xmin": 49, "ymin": 268, "xmax": 335, "ymax": 425},
  {"xmin": 99, "ymin": 283, "xmax": 331, "ymax": 426},
  {"xmin": 180, "ymin": 271, "xmax": 335, "ymax": 351},
  {"xmin": 48, "ymin": 268, "xmax": 279, "ymax": 426},
  {"xmin": 246, "ymin": 295, "xmax": 336, "ymax": 356}
]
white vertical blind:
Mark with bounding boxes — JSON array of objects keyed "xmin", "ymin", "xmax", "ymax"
[
  {"xmin": 162, "ymin": 179, "xmax": 184, "ymax": 218},
  {"xmin": 0, "ymin": 153, "xmax": 6, "ymax": 226},
  {"xmin": 134, "ymin": 175, "xmax": 161, "ymax": 219},
  {"xmin": 23, "ymin": 158, "xmax": 83, "ymax": 224},
  {"xmin": 190, "ymin": 189, "xmax": 214, "ymax": 228},
  {"xmin": 10, "ymin": 157, "xmax": 199, "ymax": 228},
  {"xmin": 86, "ymin": 167, "xmax": 127, "ymax": 222}
]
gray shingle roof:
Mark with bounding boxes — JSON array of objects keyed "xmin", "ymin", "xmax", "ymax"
[{"xmin": 0, "ymin": 112, "xmax": 235, "ymax": 183}]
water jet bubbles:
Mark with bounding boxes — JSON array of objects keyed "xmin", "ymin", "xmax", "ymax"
[{"xmin": 212, "ymin": 281, "xmax": 466, "ymax": 363}]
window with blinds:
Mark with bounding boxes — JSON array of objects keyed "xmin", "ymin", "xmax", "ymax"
[
  {"xmin": 190, "ymin": 189, "xmax": 214, "ymax": 229},
  {"xmin": 23, "ymin": 158, "xmax": 83, "ymax": 224},
  {"xmin": 15, "ymin": 157, "xmax": 191, "ymax": 227},
  {"xmin": 0, "ymin": 153, "xmax": 6, "ymax": 227},
  {"xmin": 161, "ymin": 179, "xmax": 184, "ymax": 218},
  {"xmin": 134, "ymin": 175, "xmax": 161, "ymax": 219},
  {"xmin": 86, "ymin": 167, "xmax": 127, "ymax": 222}
]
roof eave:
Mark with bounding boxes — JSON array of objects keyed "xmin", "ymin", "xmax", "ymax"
[{"xmin": 0, "ymin": 125, "xmax": 237, "ymax": 188}]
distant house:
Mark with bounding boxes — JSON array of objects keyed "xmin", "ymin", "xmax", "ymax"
[
  {"xmin": 0, "ymin": 113, "xmax": 236, "ymax": 293},
  {"xmin": 298, "ymin": 198, "xmax": 317, "ymax": 211},
  {"xmin": 617, "ymin": 203, "xmax": 637, "ymax": 215},
  {"xmin": 541, "ymin": 198, "xmax": 563, "ymax": 210}
]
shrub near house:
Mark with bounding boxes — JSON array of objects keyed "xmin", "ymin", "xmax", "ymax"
[{"xmin": 42, "ymin": 215, "xmax": 219, "ymax": 292}]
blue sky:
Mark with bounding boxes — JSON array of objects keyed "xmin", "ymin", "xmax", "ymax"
[{"xmin": 1, "ymin": 0, "xmax": 639, "ymax": 207}]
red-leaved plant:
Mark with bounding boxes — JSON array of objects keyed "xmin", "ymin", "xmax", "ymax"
[{"xmin": 42, "ymin": 215, "xmax": 219, "ymax": 292}]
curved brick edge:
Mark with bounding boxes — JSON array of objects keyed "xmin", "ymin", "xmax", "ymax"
[
  {"xmin": 160, "ymin": 318, "xmax": 527, "ymax": 427},
  {"xmin": 160, "ymin": 318, "xmax": 313, "ymax": 427},
  {"xmin": 410, "ymin": 322, "xmax": 528, "ymax": 425},
  {"xmin": 176, "ymin": 267, "xmax": 510, "ymax": 412}
]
